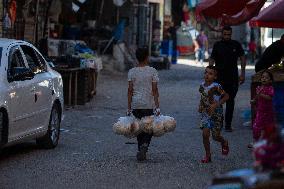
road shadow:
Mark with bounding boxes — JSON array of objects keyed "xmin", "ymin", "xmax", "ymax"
[{"xmin": 0, "ymin": 142, "xmax": 40, "ymax": 160}]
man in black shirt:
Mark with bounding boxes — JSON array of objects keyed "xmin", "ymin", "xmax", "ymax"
[
  {"xmin": 255, "ymin": 34, "xmax": 284, "ymax": 72},
  {"xmin": 209, "ymin": 26, "xmax": 246, "ymax": 132}
]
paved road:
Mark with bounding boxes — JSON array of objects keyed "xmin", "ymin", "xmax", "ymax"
[{"xmin": 0, "ymin": 61, "xmax": 255, "ymax": 189}]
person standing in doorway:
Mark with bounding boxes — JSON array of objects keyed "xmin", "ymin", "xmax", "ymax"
[
  {"xmin": 195, "ymin": 29, "xmax": 209, "ymax": 66},
  {"xmin": 209, "ymin": 26, "xmax": 246, "ymax": 132}
]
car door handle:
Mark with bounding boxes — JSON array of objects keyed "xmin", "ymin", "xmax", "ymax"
[{"xmin": 35, "ymin": 93, "xmax": 38, "ymax": 102}]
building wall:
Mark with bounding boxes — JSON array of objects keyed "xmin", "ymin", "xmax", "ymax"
[
  {"xmin": 232, "ymin": 23, "xmax": 248, "ymax": 45},
  {"xmin": 164, "ymin": 0, "xmax": 171, "ymax": 16}
]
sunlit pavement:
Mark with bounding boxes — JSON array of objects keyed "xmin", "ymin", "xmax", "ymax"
[{"xmin": 177, "ymin": 57, "xmax": 256, "ymax": 70}]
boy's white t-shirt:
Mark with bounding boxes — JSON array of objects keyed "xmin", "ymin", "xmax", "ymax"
[{"xmin": 128, "ymin": 66, "xmax": 159, "ymax": 109}]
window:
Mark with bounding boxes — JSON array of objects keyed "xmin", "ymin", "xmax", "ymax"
[
  {"xmin": 267, "ymin": 28, "xmax": 284, "ymax": 38},
  {"xmin": 8, "ymin": 47, "xmax": 26, "ymax": 78},
  {"xmin": 35, "ymin": 50, "xmax": 47, "ymax": 68},
  {"xmin": 9, "ymin": 48, "xmax": 25, "ymax": 69},
  {"xmin": 20, "ymin": 45, "xmax": 46, "ymax": 74}
]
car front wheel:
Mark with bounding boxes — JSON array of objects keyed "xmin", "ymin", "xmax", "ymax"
[{"xmin": 36, "ymin": 103, "xmax": 61, "ymax": 149}]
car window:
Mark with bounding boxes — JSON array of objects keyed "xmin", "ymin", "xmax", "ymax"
[
  {"xmin": 9, "ymin": 48, "xmax": 26, "ymax": 69},
  {"xmin": 35, "ymin": 50, "xmax": 48, "ymax": 68},
  {"xmin": 8, "ymin": 47, "xmax": 26, "ymax": 78},
  {"xmin": 20, "ymin": 45, "xmax": 47, "ymax": 74}
]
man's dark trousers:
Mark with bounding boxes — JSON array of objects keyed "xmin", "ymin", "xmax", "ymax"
[{"xmin": 222, "ymin": 83, "xmax": 239, "ymax": 129}]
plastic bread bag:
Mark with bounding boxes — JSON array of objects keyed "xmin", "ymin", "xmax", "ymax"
[
  {"xmin": 141, "ymin": 116, "xmax": 154, "ymax": 134},
  {"xmin": 152, "ymin": 116, "xmax": 165, "ymax": 137},
  {"xmin": 113, "ymin": 117, "xmax": 130, "ymax": 135},
  {"xmin": 113, "ymin": 116, "xmax": 140, "ymax": 138},
  {"xmin": 126, "ymin": 118, "xmax": 141, "ymax": 138},
  {"xmin": 160, "ymin": 115, "xmax": 176, "ymax": 132}
]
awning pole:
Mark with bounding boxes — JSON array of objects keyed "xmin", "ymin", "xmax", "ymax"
[
  {"xmin": 272, "ymin": 28, "xmax": 274, "ymax": 43},
  {"xmin": 272, "ymin": 0, "xmax": 275, "ymax": 43}
]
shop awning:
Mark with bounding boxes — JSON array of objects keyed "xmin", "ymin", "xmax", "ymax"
[
  {"xmin": 196, "ymin": 0, "xmax": 249, "ymax": 19},
  {"xmin": 196, "ymin": 0, "xmax": 266, "ymax": 29},
  {"xmin": 250, "ymin": 0, "xmax": 284, "ymax": 28}
]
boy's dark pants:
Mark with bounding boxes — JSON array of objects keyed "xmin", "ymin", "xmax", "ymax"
[
  {"xmin": 132, "ymin": 109, "xmax": 154, "ymax": 151},
  {"xmin": 222, "ymin": 84, "xmax": 239, "ymax": 129}
]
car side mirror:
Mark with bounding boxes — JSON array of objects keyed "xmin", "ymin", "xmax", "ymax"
[
  {"xmin": 9, "ymin": 67, "xmax": 35, "ymax": 82},
  {"xmin": 48, "ymin": 61, "xmax": 55, "ymax": 68}
]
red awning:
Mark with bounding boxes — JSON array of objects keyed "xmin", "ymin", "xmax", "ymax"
[
  {"xmin": 221, "ymin": 0, "xmax": 266, "ymax": 26},
  {"xmin": 250, "ymin": 0, "xmax": 284, "ymax": 28},
  {"xmin": 196, "ymin": 0, "xmax": 249, "ymax": 19},
  {"xmin": 196, "ymin": 0, "xmax": 266, "ymax": 30}
]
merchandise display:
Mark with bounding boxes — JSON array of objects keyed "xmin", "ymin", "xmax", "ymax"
[{"xmin": 48, "ymin": 39, "xmax": 101, "ymax": 106}]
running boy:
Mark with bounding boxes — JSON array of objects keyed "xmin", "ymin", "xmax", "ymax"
[{"xmin": 199, "ymin": 66, "xmax": 229, "ymax": 163}]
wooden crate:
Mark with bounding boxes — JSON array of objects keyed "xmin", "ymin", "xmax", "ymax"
[{"xmin": 54, "ymin": 68, "xmax": 98, "ymax": 106}]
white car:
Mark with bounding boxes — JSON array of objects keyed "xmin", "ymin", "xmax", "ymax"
[{"xmin": 0, "ymin": 38, "xmax": 64, "ymax": 149}]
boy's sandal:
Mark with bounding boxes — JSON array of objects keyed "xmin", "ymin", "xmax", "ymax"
[
  {"xmin": 222, "ymin": 141, "xmax": 229, "ymax": 155},
  {"xmin": 201, "ymin": 156, "xmax": 212, "ymax": 163}
]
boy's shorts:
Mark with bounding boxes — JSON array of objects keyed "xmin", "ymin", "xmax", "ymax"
[{"xmin": 200, "ymin": 107, "xmax": 223, "ymax": 137}]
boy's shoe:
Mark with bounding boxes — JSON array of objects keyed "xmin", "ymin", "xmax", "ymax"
[{"xmin": 136, "ymin": 146, "xmax": 147, "ymax": 161}]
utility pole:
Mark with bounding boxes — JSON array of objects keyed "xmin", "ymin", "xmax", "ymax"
[
  {"xmin": 34, "ymin": 0, "xmax": 40, "ymax": 46},
  {"xmin": 137, "ymin": 0, "xmax": 149, "ymax": 47}
]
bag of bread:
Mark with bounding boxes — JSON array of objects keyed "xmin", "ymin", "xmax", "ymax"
[
  {"xmin": 160, "ymin": 115, "xmax": 176, "ymax": 132},
  {"xmin": 113, "ymin": 116, "xmax": 141, "ymax": 138},
  {"xmin": 152, "ymin": 116, "xmax": 165, "ymax": 137},
  {"xmin": 141, "ymin": 116, "xmax": 154, "ymax": 134}
]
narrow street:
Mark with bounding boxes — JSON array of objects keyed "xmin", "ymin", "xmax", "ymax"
[{"xmin": 0, "ymin": 60, "xmax": 255, "ymax": 189}]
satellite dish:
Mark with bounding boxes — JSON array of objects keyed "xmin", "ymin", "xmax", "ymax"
[{"xmin": 113, "ymin": 0, "xmax": 127, "ymax": 7}]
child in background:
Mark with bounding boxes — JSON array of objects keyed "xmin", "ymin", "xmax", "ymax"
[
  {"xmin": 199, "ymin": 66, "xmax": 229, "ymax": 163},
  {"xmin": 249, "ymin": 70, "xmax": 275, "ymax": 148}
]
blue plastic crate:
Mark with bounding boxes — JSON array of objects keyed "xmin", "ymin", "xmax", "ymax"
[{"xmin": 160, "ymin": 40, "xmax": 173, "ymax": 55}]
